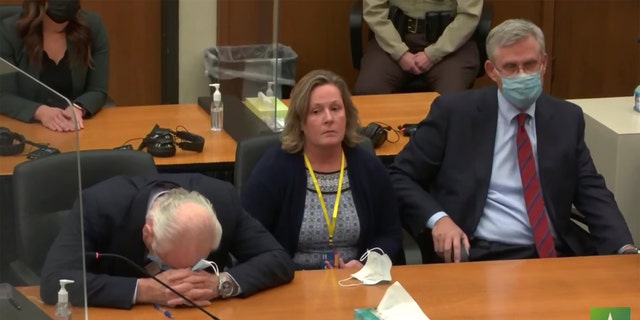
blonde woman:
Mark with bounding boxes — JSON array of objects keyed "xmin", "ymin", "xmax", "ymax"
[{"xmin": 242, "ymin": 69, "xmax": 402, "ymax": 270}]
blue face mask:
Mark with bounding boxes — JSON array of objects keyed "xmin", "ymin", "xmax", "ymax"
[
  {"xmin": 500, "ymin": 71, "xmax": 542, "ymax": 110},
  {"xmin": 147, "ymin": 254, "xmax": 171, "ymax": 271}
]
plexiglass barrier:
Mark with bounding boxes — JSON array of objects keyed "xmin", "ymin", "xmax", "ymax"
[
  {"xmin": 203, "ymin": 0, "xmax": 293, "ymax": 137},
  {"xmin": 0, "ymin": 56, "xmax": 88, "ymax": 319}
]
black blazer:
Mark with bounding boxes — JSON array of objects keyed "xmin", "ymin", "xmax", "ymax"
[
  {"xmin": 40, "ymin": 173, "xmax": 294, "ymax": 309},
  {"xmin": 390, "ymin": 86, "xmax": 633, "ymax": 257},
  {"xmin": 0, "ymin": 9, "xmax": 109, "ymax": 121}
]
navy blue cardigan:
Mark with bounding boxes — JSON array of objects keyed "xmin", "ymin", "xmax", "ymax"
[{"xmin": 241, "ymin": 144, "xmax": 403, "ymax": 264}]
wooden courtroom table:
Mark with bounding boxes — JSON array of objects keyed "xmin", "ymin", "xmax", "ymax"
[
  {"xmin": 354, "ymin": 92, "xmax": 435, "ymax": 158},
  {"xmin": 0, "ymin": 92, "xmax": 435, "ymax": 176},
  {"xmin": 0, "ymin": 104, "xmax": 237, "ymax": 176},
  {"xmin": 17, "ymin": 255, "xmax": 640, "ymax": 320}
]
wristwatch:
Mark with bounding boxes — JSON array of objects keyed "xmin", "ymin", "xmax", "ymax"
[
  {"xmin": 621, "ymin": 247, "xmax": 639, "ymax": 254},
  {"xmin": 217, "ymin": 272, "xmax": 238, "ymax": 298}
]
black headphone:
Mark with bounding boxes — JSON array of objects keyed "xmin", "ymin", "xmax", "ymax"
[
  {"xmin": 358, "ymin": 122, "xmax": 399, "ymax": 148},
  {"xmin": 173, "ymin": 130, "xmax": 205, "ymax": 152},
  {"xmin": 138, "ymin": 125, "xmax": 204, "ymax": 157},
  {"xmin": 0, "ymin": 127, "xmax": 25, "ymax": 156}
]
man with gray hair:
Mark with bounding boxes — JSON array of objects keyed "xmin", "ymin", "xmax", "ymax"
[
  {"xmin": 390, "ymin": 19, "xmax": 636, "ymax": 263},
  {"xmin": 40, "ymin": 173, "xmax": 295, "ymax": 308}
]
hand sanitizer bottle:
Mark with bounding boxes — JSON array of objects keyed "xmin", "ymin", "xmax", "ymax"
[
  {"xmin": 209, "ymin": 83, "xmax": 223, "ymax": 131},
  {"xmin": 634, "ymin": 85, "xmax": 640, "ymax": 113},
  {"xmin": 54, "ymin": 279, "xmax": 74, "ymax": 320},
  {"xmin": 266, "ymin": 81, "xmax": 274, "ymax": 98}
]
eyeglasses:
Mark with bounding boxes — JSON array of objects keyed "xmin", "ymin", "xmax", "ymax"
[{"xmin": 494, "ymin": 60, "xmax": 543, "ymax": 77}]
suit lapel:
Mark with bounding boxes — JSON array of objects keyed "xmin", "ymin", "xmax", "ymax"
[{"xmin": 472, "ymin": 87, "xmax": 499, "ymax": 216}]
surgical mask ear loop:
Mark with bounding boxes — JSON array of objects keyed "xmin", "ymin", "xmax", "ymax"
[
  {"xmin": 338, "ymin": 276, "xmax": 362, "ymax": 287},
  {"xmin": 338, "ymin": 248, "xmax": 385, "ymax": 287},
  {"xmin": 359, "ymin": 247, "xmax": 385, "ymax": 263},
  {"xmin": 192, "ymin": 259, "xmax": 219, "ymax": 276}
]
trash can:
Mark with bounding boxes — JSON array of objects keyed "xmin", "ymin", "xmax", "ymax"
[{"xmin": 204, "ymin": 44, "xmax": 297, "ymax": 99}]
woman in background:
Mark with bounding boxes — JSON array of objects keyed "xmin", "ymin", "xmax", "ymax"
[
  {"xmin": 0, "ymin": 0, "xmax": 109, "ymax": 131},
  {"xmin": 242, "ymin": 69, "xmax": 402, "ymax": 270}
]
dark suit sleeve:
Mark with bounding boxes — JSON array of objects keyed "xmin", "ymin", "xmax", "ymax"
[
  {"xmin": 40, "ymin": 189, "xmax": 137, "ymax": 309},
  {"xmin": 0, "ymin": 16, "xmax": 42, "ymax": 122},
  {"xmin": 571, "ymin": 108, "xmax": 634, "ymax": 253},
  {"xmin": 225, "ymin": 183, "xmax": 295, "ymax": 296},
  {"xmin": 389, "ymin": 97, "xmax": 449, "ymax": 237},
  {"xmin": 74, "ymin": 11, "xmax": 109, "ymax": 117},
  {"xmin": 371, "ymin": 162, "xmax": 403, "ymax": 262}
]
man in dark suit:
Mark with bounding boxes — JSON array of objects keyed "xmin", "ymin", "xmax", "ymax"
[
  {"xmin": 40, "ymin": 173, "xmax": 295, "ymax": 308},
  {"xmin": 390, "ymin": 19, "xmax": 637, "ymax": 263}
]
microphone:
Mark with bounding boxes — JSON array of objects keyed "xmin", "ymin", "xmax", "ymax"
[{"xmin": 87, "ymin": 252, "xmax": 221, "ymax": 320}]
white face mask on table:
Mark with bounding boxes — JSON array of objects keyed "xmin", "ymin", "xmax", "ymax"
[{"xmin": 338, "ymin": 247, "xmax": 392, "ymax": 286}]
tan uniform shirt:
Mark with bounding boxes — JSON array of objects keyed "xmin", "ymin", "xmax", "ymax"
[{"xmin": 363, "ymin": 0, "xmax": 482, "ymax": 63}]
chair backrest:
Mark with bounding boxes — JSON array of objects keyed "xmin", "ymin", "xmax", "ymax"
[
  {"xmin": 11, "ymin": 149, "xmax": 158, "ymax": 276},
  {"xmin": 349, "ymin": 0, "xmax": 365, "ymax": 69},
  {"xmin": 234, "ymin": 134, "xmax": 375, "ymax": 194},
  {"xmin": 234, "ymin": 134, "xmax": 281, "ymax": 194},
  {"xmin": 473, "ymin": 2, "xmax": 493, "ymax": 77}
]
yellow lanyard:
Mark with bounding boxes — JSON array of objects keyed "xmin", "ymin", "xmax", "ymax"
[{"xmin": 303, "ymin": 151, "xmax": 345, "ymax": 247}]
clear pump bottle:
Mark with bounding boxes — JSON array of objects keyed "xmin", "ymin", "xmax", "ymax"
[
  {"xmin": 266, "ymin": 81, "xmax": 274, "ymax": 98},
  {"xmin": 54, "ymin": 279, "xmax": 74, "ymax": 320},
  {"xmin": 209, "ymin": 83, "xmax": 223, "ymax": 131}
]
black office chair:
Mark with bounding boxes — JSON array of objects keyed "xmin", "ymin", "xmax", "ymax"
[
  {"xmin": 10, "ymin": 149, "xmax": 158, "ymax": 285},
  {"xmin": 349, "ymin": 1, "xmax": 493, "ymax": 92},
  {"xmin": 233, "ymin": 134, "xmax": 282, "ymax": 195}
]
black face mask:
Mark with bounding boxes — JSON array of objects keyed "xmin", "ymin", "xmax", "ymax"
[{"xmin": 46, "ymin": 0, "xmax": 80, "ymax": 24}]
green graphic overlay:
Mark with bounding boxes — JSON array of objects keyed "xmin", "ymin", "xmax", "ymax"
[{"xmin": 590, "ymin": 307, "xmax": 630, "ymax": 320}]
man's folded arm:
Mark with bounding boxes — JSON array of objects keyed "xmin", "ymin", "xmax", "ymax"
[
  {"xmin": 225, "ymin": 187, "xmax": 294, "ymax": 297},
  {"xmin": 40, "ymin": 193, "xmax": 139, "ymax": 309},
  {"xmin": 40, "ymin": 218, "xmax": 138, "ymax": 308}
]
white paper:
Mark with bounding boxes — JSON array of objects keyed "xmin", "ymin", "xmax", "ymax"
[{"xmin": 376, "ymin": 282, "xmax": 429, "ymax": 320}]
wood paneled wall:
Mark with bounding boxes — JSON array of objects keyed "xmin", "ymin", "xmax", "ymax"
[
  {"xmin": 279, "ymin": 0, "xmax": 357, "ymax": 88},
  {"xmin": 81, "ymin": 0, "xmax": 162, "ymax": 105},
  {"xmin": 217, "ymin": 0, "xmax": 274, "ymax": 46},
  {"xmin": 218, "ymin": 0, "xmax": 640, "ymax": 99},
  {"xmin": 551, "ymin": 0, "xmax": 640, "ymax": 99}
]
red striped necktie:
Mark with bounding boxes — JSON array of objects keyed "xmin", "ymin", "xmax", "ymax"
[{"xmin": 516, "ymin": 113, "xmax": 557, "ymax": 258}]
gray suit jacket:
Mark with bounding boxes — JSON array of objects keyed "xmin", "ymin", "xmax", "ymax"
[{"xmin": 0, "ymin": 9, "xmax": 109, "ymax": 121}]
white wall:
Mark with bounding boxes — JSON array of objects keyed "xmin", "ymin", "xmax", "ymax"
[{"xmin": 178, "ymin": 0, "xmax": 217, "ymax": 103}]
